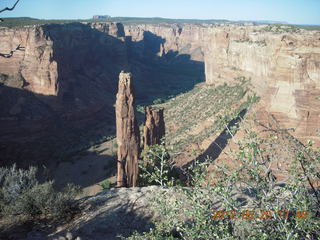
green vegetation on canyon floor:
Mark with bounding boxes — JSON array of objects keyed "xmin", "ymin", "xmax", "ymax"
[
  {"xmin": 0, "ymin": 80, "xmax": 319, "ymax": 239},
  {"xmin": 127, "ymin": 79, "xmax": 319, "ymax": 239}
]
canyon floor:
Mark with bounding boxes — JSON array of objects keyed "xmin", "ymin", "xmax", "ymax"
[{"xmin": 0, "ymin": 19, "xmax": 319, "ymax": 239}]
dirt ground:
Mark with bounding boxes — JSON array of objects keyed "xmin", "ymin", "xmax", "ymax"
[{"xmin": 50, "ymin": 139, "xmax": 118, "ymax": 197}]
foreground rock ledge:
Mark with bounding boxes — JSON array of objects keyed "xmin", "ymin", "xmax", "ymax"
[{"xmin": 24, "ymin": 185, "xmax": 276, "ymax": 240}]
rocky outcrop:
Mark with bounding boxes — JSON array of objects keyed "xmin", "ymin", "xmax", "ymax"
[
  {"xmin": 115, "ymin": 72, "xmax": 140, "ymax": 187},
  {"xmin": 0, "ymin": 26, "xmax": 58, "ymax": 95},
  {"xmin": 0, "ymin": 21, "xmax": 319, "ymax": 167},
  {"xmin": 0, "ymin": 22, "xmax": 128, "ymax": 166},
  {"xmin": 202, "ymin": 24, "xmax": 320, "ymax": 145},
  {"xmin": 143, "ymin": 106, "xmax": 165, "ymax": 151},
  {"xmin": 124, "ymin": 24, "xmax": 205, "ymax": 62},
  {"xmin": 124, "ymin": 23, "xmax": 320, "ymax": 145},
  {"xmin": 18, "ymin": 186, "xmax": 261, "ymax": 240},
  {"xmin": 0, "ymin": 22, "xmax": 127, "ymax": 97}
]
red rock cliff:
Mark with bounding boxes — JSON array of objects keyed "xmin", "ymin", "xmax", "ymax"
[
  {"xmin": 124, "ymin": 23, "xmax": 320, "ymax": 145},
  {"xmin": 0, "ymin": 22, "xmax": 319, "ymax": 167}
]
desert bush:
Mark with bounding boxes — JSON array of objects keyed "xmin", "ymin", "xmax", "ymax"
[
  {"xmin": 153, "ymin": 98, "xmax": 165, "ymax": 105},
  {"xmin": 127, "ymin": 126, "xmax": 320, "ymax": 239},
  {"xmin": 139, "ymin": 144, "xmax": 180, "ymax": 186},
  {"xmin": 0, "ymin": 164, "xmax": 81, "ymax": 220},
  {"xmin": 99, "ymin": 179, "xmax": 111, "ymax": 190},
  {"xmin": 136, "ymin": 104, "xmax": 145, "ymax": 114}
]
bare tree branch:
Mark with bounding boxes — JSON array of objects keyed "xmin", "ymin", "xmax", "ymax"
[
  {"xmin": 0, "ymin": 44, "xmax": 25, "ymax": 58},
  {"xmin": 0, "ymin": 0, "xmax": 23, "ymax": 58},
  {"xmin": 0, "ymin": 0, "xmax": 21, "ymax": 19}
]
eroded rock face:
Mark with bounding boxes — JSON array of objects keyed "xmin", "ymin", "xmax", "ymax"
[
  {"xmin": 124, "ymin": 24, "xmax": 205, "ymax": 62},
  {"xmin": 143, "ymin": 106, "xmax": 165, "ymax": 151},
  {"xmin": 202, "ymin": 25, "xmax": 320, "ymax": 145},
  {"xmin": 0, "ymin": 22, "xmax": 319, "ymax": 167},
  {"xmin": 116, "ymin": 72, "xmax": 140, "ymax": 187},
  {"xmin": 124, "ymin": 23, "xmax": 320, "ymax": 145},
  {"xmin": 0, "ymin": 22, "xmax": 128, "ymax": 166},
  {"xmin": 0, "ymin": 26, "xmax": 58, "ymax": 95},
  {"xmin": 0, "ymin": 22, "xmax": 127, "ymax": 99}
]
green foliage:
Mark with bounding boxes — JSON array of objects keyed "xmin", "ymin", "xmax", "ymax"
[
  {"xmin": 127, "ymin": 127, "xmax": 320, "ymax": 239},
  {"xmin": 260, "ymin": 24, "xmax": 301, "ymax": 33},
  {"xmin": 0, "ymin": 164, "xmax": 81, "ymax": 219},
  {"xmin": 99, "ymin": 179, "xmax": 111, "ymax": 190},
  {"xmin": 136, "ymin": 105, "xmax": 145, "ymax": 114},
  {"xmin": 139, "ymin": 144, "xmax": 180, "ymax": 186},
  {"xmin": 0, "ymin": 17, "xmax": 230, "ymax": 28},
  {"xmin": 0, "ymin": 73, "xmax": 9, "ymax": 84},
  {"xmin": 184, "ymin": 158, "xmax": 211, "ymax": 187},
  {"xmin": 211, "ymin": 131, "xmax": 320, "ymax": 239},
  {"xmin": 234, "ymin": 38, "xmax": 267, "ymax": 46},
  {"xmin": 152, "ymin": 98, "xmax": 165, "ymax": 105},
  {"xmin": 0, "ymin": 17, "xmax": 82, "ymax": 28},
  {"xmin": 3, "ymin": 18, "xmax": 318, "ymax": 32},
  {"xmin": 162, "ymin": 79, "xmax": 255, "ymax": 155}
]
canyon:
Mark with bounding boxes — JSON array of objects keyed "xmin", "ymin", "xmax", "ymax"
[{"xmin": 0, "ymin": 21, "xmax": 319, "ymax": 168}]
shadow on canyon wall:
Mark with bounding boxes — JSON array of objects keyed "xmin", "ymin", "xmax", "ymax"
[
  {"xmin": 0, "ymin": 22, "xmax": 204, "ymax": 187},
  {"xmin": 127, "ymin": 29, "xmax": 205, "ymax": 105}
]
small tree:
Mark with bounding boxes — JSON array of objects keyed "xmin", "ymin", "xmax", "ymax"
[{"xmin": 139, "ymin": 144, "xmax": 178, "ymax": 186}]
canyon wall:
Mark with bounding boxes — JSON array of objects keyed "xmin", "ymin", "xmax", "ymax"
[
  {"xmin": 0, "ymin": 21, "xmax": 203, "ymax": 166},
  {"xmin": 0, "ymin": 21, "xmax": 319, "ymax": 166},
  {"xmin": 202, "ymin": 24, "xmax": 320, "ymax": 145},
  {"xmin": 124, "ymin": 24, "xmax": 205, "ymax": 62},
  {"xmin": 0, "ymin": 22, "xmax": 127, "ymax": 97},
  {"xmin": 124, "ymin": 23, "xmax": 320, "ymax": 145},
  {"xmin": 0, "ymin": 22, "xmax": 129, "ymax": 166}
]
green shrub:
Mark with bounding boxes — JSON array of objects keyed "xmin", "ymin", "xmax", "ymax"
[
  {"xmin": 139, "ymin": 144, "xmax": 180, "ymax": 186},
  {"xmin": 136, "ymin": 105, "xmax": 145, "ymax": 114},
  {"xmin": 153, "ymin": 98, "xmax": 165, "ymax": 105},
  {"xmin": 127, "ymin": 126, "xmax": 320, "ymax": 239},
  {"xmin": 99, "ymin": 179, "xmax": 111, "ymax": 190},
  {"xmin": 0, "ymin": 164, "xmax": 81, "ymax": 219}
]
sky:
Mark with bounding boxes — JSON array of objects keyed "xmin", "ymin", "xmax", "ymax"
[{"xmin": 0, "ymin": 0, "xmax": 319, "ymax": 25}]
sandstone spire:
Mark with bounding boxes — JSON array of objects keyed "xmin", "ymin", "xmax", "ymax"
[
  {"xmin": 143, "ymin": 106, "xmax": 165, "ymax": 151},
  {"xmin": 116, "ymin": 71, "xmax": 140, "ymax": 187}
]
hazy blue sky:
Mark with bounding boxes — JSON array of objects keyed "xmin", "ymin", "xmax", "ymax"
[{"xmin": 1, "ymin": 0, "xmax": 319, "ymax": 25}]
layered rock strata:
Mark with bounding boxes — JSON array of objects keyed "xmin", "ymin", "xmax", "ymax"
[
  {"xmin": 202, "ymin": 25, "xmax": 320, "ymax": 145},
  {"xmin": 0, "ymin": 22, "xmax": 128, "ymax": 166},
  {"xmin": 124, "ymin": 23, "xmax": 320, "ymax": 145},
  {"xmin": 115, "ymin": 72, "xmax": 140, "ymax": 187},
  {"xmin": 143, "ymin": 106, "xmax": 165, "ymax": 151},
  {"xmin": 0, "ymin": 21, "xmax": 319, "ymax": 167}
]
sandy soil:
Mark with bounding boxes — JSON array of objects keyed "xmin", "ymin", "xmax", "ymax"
[{"xmin": 50, "ymin": 139, "xmax": 118, "ymax": 197}]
